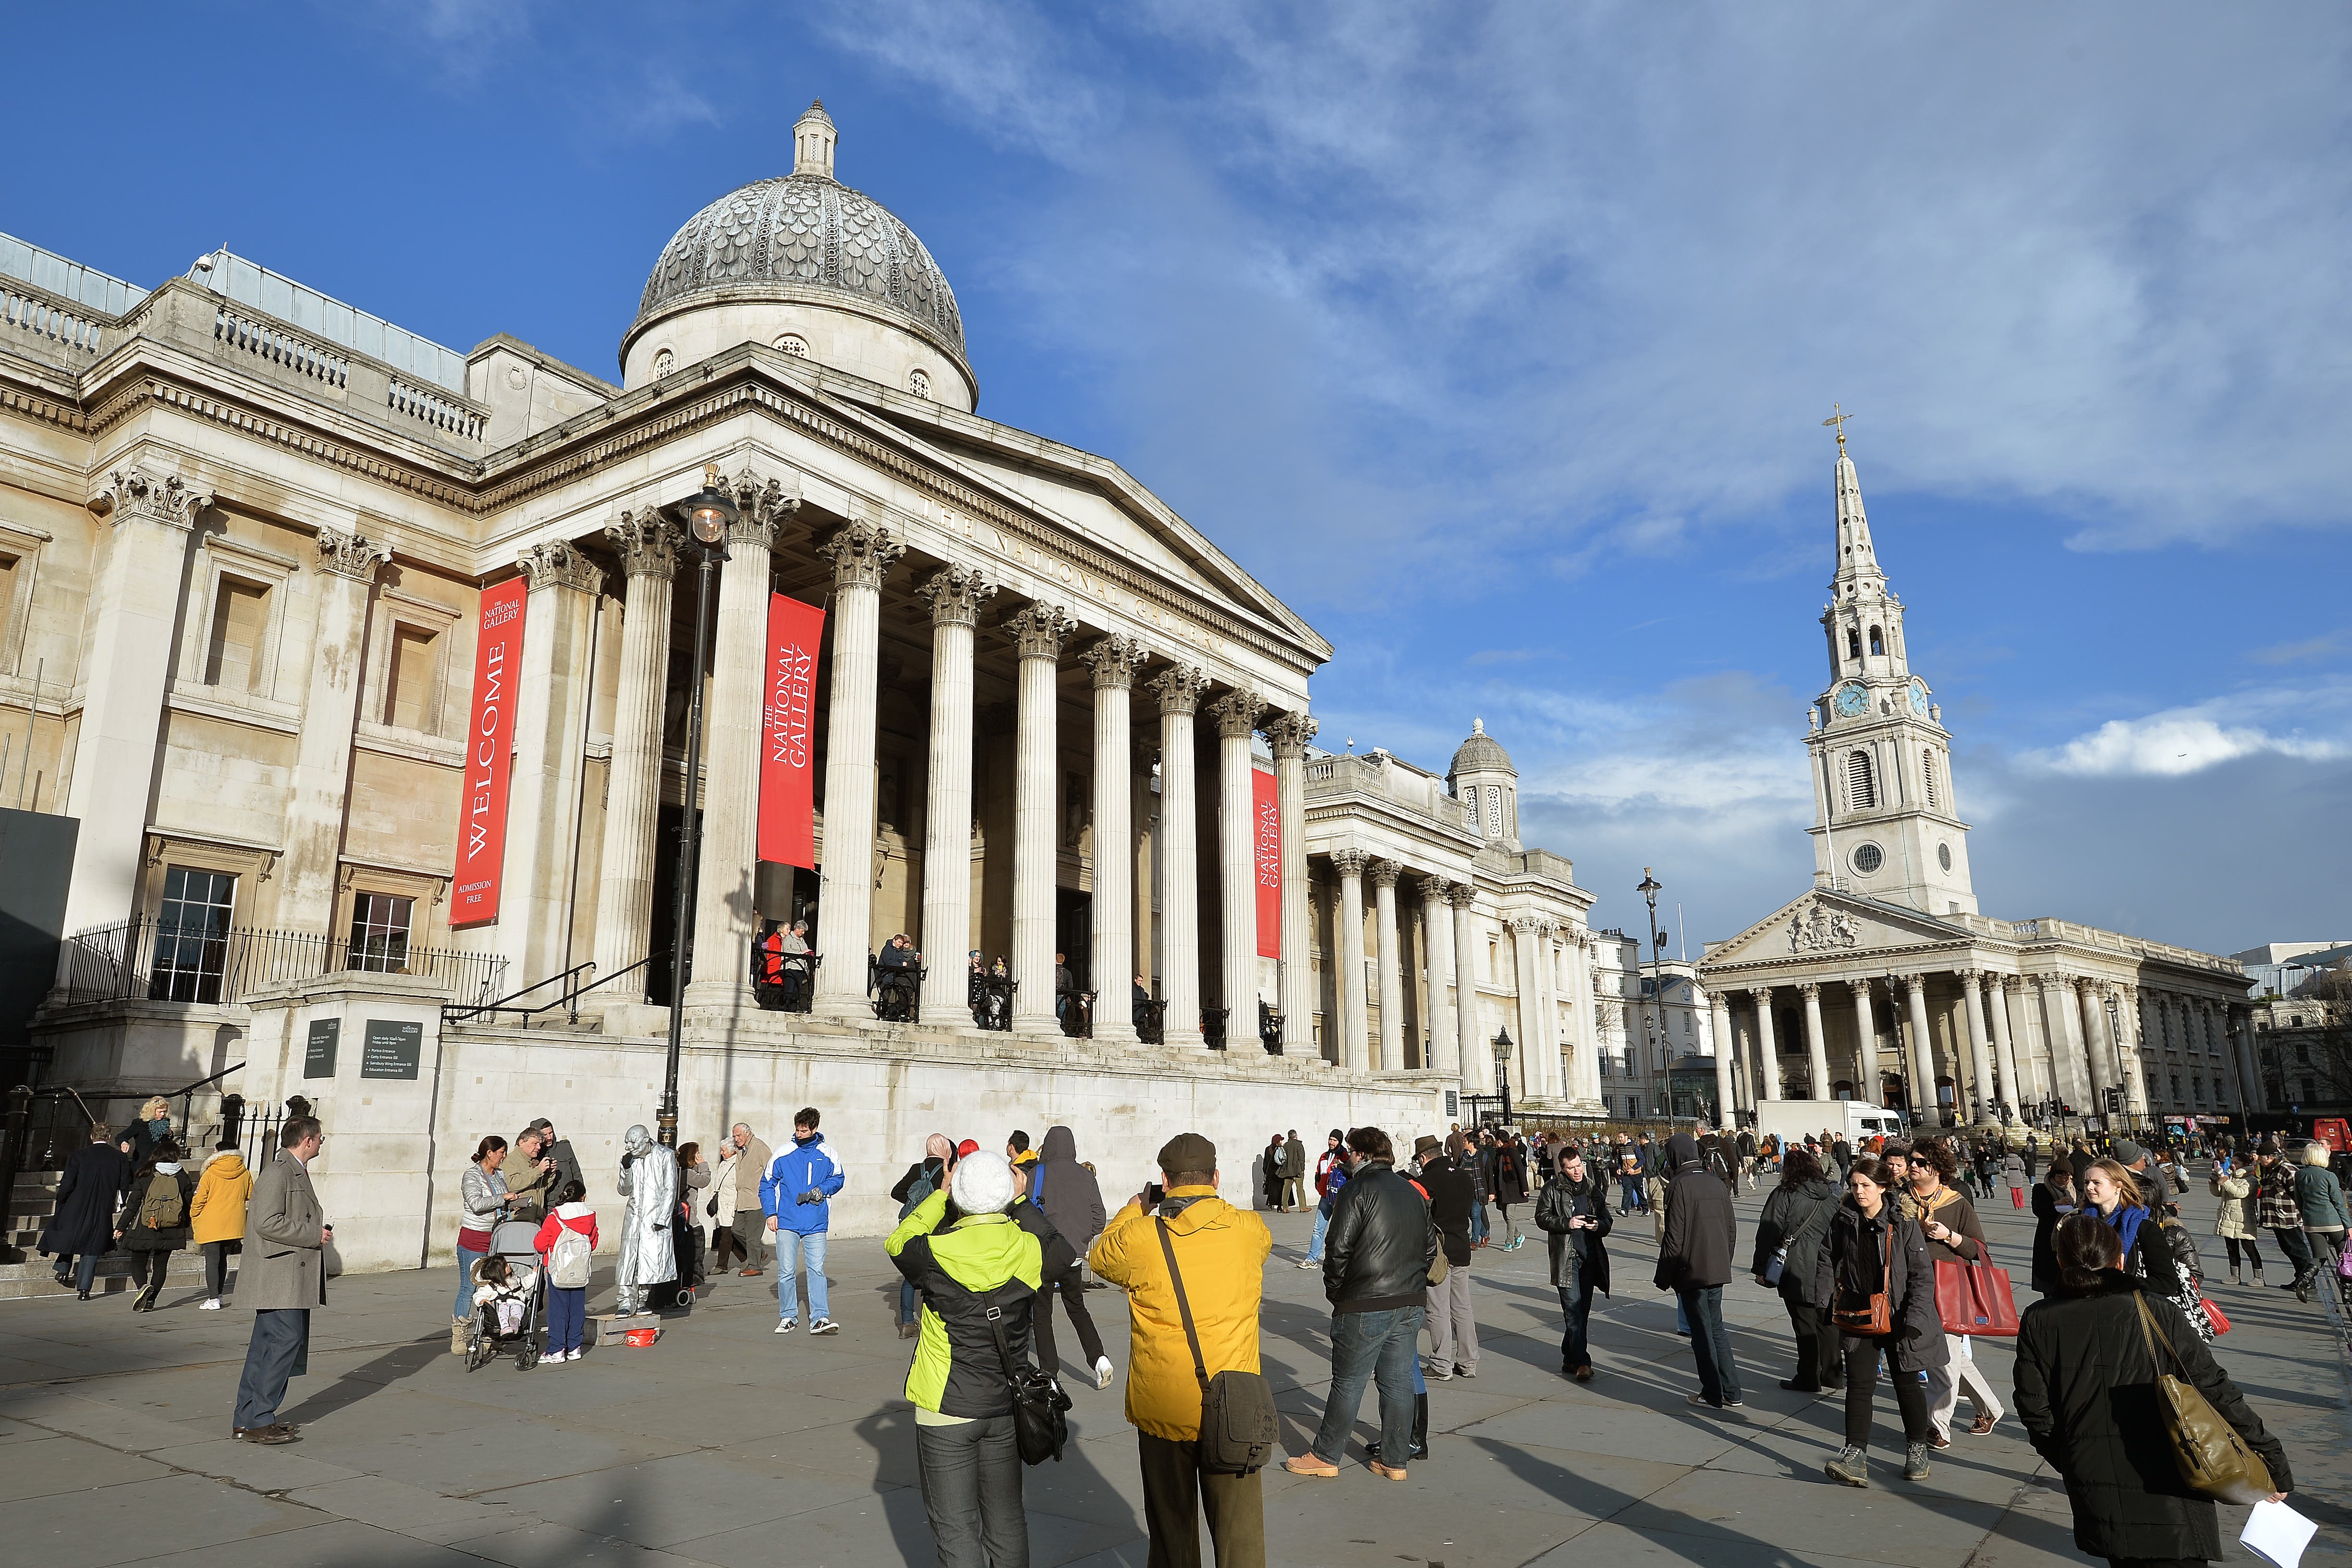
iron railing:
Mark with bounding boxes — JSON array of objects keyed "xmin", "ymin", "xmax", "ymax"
[
  {"xmin": 56, "ymin": 917, "xmax": 506, "ymax": 1009},
  {"xmin": 971, "ymin": 975, "xmax": 1014, "ymax": 1031},
  {"xmin": 443, "ymin": 950, "xmax": 669, "ymax": 1030},
  {"xmin": 1059, "ymin": 991, "xmax": 1096, "ymax": 1040},
  {"xmin": 1203, "ymin": 1007, "xmax": 1230, "ymax": 1051},
  {"xmin": 1134, "ymin": 998, "xmax": 1167, "ymax": 1045},
  {"xmin": 869, "ymin": 956, "xmax": 923, "ymax": 1023},
  {"xmin": 751, "ymin": 939, "xmax": 819, "ymax": 1014}
]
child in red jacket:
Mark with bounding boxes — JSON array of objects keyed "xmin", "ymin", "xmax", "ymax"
[{"xmin": 533, "ymin": 1180, "xmax": 598, "ymax": 1362}]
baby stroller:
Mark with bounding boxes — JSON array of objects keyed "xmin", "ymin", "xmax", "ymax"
[{"xmin": 465, "ymin": 1219, "xmax": 546, "ymax": 1372}]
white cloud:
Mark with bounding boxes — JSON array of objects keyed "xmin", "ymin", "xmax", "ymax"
[{"xmin": 2027, "ymin": 710, "xmax": 2345, "ymax": 778}]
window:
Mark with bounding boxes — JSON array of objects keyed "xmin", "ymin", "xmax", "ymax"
[
  {"xmin": 1869, "ymin": 625, "xmax": 1884, "ymax": 656},
  {"xmin": 1938, "ymin": 842, "xmax": 1952, "ymax": 872},
  {"xmin": 148, "ymin": 867, "xmax": 236, "ymax": 1003},
  {"xmin": 1922, "ymin": 749, "xmax": 1940, "ymax": 809},
  {"xmin": 382, "ymin": 625, "xmax": 438, "ymax": 730},
  {"xmin": 1624, "ymin": 1095, "xmax": 1641, "ymax": 1118},
  {"xmin": 1846, "ymin": 628, "xmax": 1861, "ymax": 660},
  {"xmin": 1852, "ymin": 842, "xmax": 1884, "ymax": 874},
  {"xmin": 908, "ymin": 368, "xmax": 932, "ymax": 398},
  {"xmin": 0, "ymin": 551, "xmax": 16, "ymax": 651},
  {"xmin": 204, "ymin": 577, "xmax": 269, "ymax": 690},
  {"xmin": 347, "ymin": 893, "xmax": 414, "ymax": 972},
  {"xmin": 775, "ymin": 334, "xmax": 808, "ymax": 357},
  {"xmin": 653, "ymin": 348, "xmax": 674, "ymax": 377},
  {"xmin": 1846, "ymin": 750, "xmax": 1876, "ymax": 809}
]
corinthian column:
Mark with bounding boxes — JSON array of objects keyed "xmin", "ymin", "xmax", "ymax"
[
  {"xmin": 2119, "ymin": 983, "xmax": 2149, "ymax": 1116},
  {"xmin": 1149, "ymin": 667, "xmax": 1209, "ymax": 1048},
  {"xmin": 1510, "ymin": 919, "xmax": 1544, "ymax": 1090},
  {"xmin": 1848, "ymin": 979, "xmax": 1880, "ymax": 1107},
  {"xmin": 1449, "ymin": 884, "xmax": 1481, "ymax": 1081},
  {"xmin": 1331, "ymin": 848, "xmax": 1369, "ymax": 1070},
  {"xmin": 280, "ymin": 522, "xmax": 391, "ymax": 936},
  {"xmin": 1265, "ymin": 710, "xmax": 1317, "ymax": 1053},
  {"xmin": 1957, "ymin": 968, "xmax": 1997, "ymax": 1123},
  {"xmin": 1986, "ymin": 974, "xmax": 2023, "ymax": 1118},
  {"xmin": 1750, "ymin": 987, "xmax": 1779, "ymax": 1102},
  {"xmin": 1083, "ymin": 637, "xmax": 1149, "ymax": 1043},
  {"xmin": 1799, "ymin": 982, "xmax": 1831, "ymax": 1101},
  {"xmin": 1421, "ymin": 878, "xmax": 1458, "ymax": 1075},
  {"xmin": 501, "ymin": 539, "xmax": 602, "ymax": 987},
  {"xmin": 592, "ymin": 510, "xmax": 680, "ymax": 996},
  {"xmin": 918, "ymin": 566, "xmax": 995, "ymax": 1022},
  {"xmin": 2074, "ymin": 977, "xmax": 2116, "ymax": 1109},
  {"xmin": 1901, "ymin": 974, "xmax": 1938, "ymax": 1124},
  {"xmin": 1710, "ymin": 992, "xmax": 1737, "ymax": 1118},
  {"xmin": 1370, "ymin": 859, "xmax": 1404, "ymax": 1071},
  {"xmin": 805, "ymin": 517, "xmax": 902, "ymax": 1012},
  {"xmin": 1210, "ymin": 689, "xmax": 1263, "ymax": 1043},
  {"xmin": 1003, "ymin": 603, "xmax": 1075, "ymax": 1033},
  {"xmin": 688, "ymin": 474, "xmax": 795, "ymax": 1005}
]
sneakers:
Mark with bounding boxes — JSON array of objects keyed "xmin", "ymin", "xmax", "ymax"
[
  {"xmin": 1281, "ymin": 1453, "xmax": 1340, "ymax": 1478},
  {"xmin": 809, "ymin": 1318, "xmax": 839, "ymax": 1335},
  {"xmin": 1426, "ymin": 1361, "xmax": 1455, "ymax": 1381},
  {"xmin": 1500, "ymin": 1236, "xmax": 1525, "ymax": 1252},
  {"xmin": 1686, "ymin": 1392, "xmax": 1721, "ymax": 1410},
  {"xmin": 774, "ymin": 1319, "xmax": 797, "ymax": 1334},
  {"xmin": 1902, "ymin": 1441, "xmax": 1932, "ymax": 1481},
  {"xmin": 1824, "ymin": 1446, "xmax": 1869, "ymax": 1487},
  {"xmin": 199, "ymin": 1298, "xmax": 223, "ymax": 1311},
  {"xmin": 1454, "ymin": 1365, "xmax": 1476, "ymax": 1379},
  {"xmin": 1296, "ymin": 1257, "xmax": 1321, "ymax": 1269},
  {"xmin": 1093, "ymin": 1356, "xmax": 1115, "ymax": 1391},
  {"xmin": 233, "ymin": 1424, "xmax": 297, "ymax": 1446},
  {"xmin": 898, "ymin": 1321, "xmax": 919, "ymax": 1339}
]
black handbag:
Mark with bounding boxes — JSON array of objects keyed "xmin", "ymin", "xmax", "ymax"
[
  {"xmin": 1157, "ymin": 1218, "xmax": 1279, "ymax": 1474},
  {"xmin": 976, "ymin": 1288, "xmax": 1072, "ymax": 1465}
]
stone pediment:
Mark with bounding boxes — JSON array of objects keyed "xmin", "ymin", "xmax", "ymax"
[{"xmin": 1702, "ymin": 889, "xmax": 1969, "ymax": 974}]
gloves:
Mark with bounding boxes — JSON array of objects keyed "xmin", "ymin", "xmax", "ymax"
[
  {"xmin": 797, "ymin": 1189, "xmax": 823, "ymax": 1206},
  {"xmin": 621, "ymin": 1152, "xmax": 635, "ymax": 1169}
]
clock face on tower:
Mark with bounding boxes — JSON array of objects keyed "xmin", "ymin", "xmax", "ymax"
[
  {"xmin": 1908, "ymin": 681, "xmax": 1929, "ymax": 716},
  {"xmin": 1834, "ymin": 681, "xmax": 1870, "ymax": 718}
]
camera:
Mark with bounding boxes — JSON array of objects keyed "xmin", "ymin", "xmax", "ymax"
[{"xmin": 1144, "ymin": 1182, "xmax": 1165, "ymax": 1210}]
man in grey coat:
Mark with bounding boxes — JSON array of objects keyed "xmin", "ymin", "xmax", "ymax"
[
  {"xmin": 232, "ymin": 1117, "xmax": 328, "ymax": 1445},
  {"xmin": 1281, "ymin": 1130, "xmax": 1308, "ymax": 1212}
]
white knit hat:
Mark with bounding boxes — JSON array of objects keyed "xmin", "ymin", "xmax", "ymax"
[{"xmin": 951, "ymin": 1149, "xmax": 1018, "ymax": 1214}]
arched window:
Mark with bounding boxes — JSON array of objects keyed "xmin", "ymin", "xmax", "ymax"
[
  {"xmin": 1846, "ymin": 628, "xmax": 1862, "ymax": 660},
  {"xmin": 1922, "ymin": 748, "xmax": 1940, "ymax": 809},
  {"xmin": 1846, "ymin": 749, "xmax": 1876, "ymax": 809},
  {"xmin": 1868, "ymin": 625, "xmax": 1884, "ymax": 656}
]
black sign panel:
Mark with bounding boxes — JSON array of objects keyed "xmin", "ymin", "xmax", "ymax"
[
  {"xmin": 303, "ymin": 1018, "xmax": 340, "ymax": 1079},
  {"xmin": 360, "ymin": 1018, "xmax": 423, "ymax": 1081}
]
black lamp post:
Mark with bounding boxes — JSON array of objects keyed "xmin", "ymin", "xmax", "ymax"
[
  {"xmin": 1637, "ymin": 867, "xmax": 1669, "ymax": 1111},
  {"xmin": 655, "ymin": 467, "xmax": 737, "ymax": 1149},
  {"xmin": 1493, "ymin": 1027, "xmax": 1514, "ymax": 1124}
]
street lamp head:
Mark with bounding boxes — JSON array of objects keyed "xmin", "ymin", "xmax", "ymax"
[
  {"xmin": 1637, "ymin": 868, "xmax": 1663, "ymax": 903},
  {"xmin": 679, "ymin": 463, "xmax": 739, "ymax": 546},
  {"xmin": 1492, "ymin": 1027, "xmax": 1513, "ymax": 1062}
]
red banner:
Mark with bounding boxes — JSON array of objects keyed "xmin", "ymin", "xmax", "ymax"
[
  {"xmin": 757, "ymin": 593, "xmax": 825, "ymax": 870},
  {"xmin": 450, "ymin": 578, "xmax": 526, "ymax": 929},
  {"xmin": 1253, "ymin": 766, "xmax": 1280, "ymax": 958}
]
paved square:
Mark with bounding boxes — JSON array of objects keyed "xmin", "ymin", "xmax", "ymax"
[{"xmin": 2, "ymin": 1172, "xmax": 2342, "ymax": 1567}]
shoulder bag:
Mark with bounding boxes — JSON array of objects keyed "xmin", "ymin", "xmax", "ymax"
[
  {"xmin": 1156, "ymin": 1218, "xmax": 1278, "ymax": 1474},
  {"xmin": 2133, "ymin": 1292, "xmax": 2272, "ymax": 1504},
  {"xmin": 975, "ymin": 1283, "xmax": 1072, "ymax": 1467},
  {"xmin": 1830, "ymin": 1218, "xmax": 1894, "ymax": 1336},
  {"xmin": 1932, "ymin": 1240, "xmax": 2021, "ymax": 1337}
]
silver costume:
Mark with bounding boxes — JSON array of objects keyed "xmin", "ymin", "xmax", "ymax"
[{"xmin": 612, "ymin": 1125, "xmax": 678, "ymax": 1314}]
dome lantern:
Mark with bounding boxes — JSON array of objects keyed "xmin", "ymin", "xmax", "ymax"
[
  {"xmin": 1449, "ymin": 717, "xmax": 1520, "ymax": 849},
  {"xmin": 793, "ymin": 99, "xmax": 837, "ymax": 181}
]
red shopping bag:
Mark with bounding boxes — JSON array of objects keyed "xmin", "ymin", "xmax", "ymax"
[
  {"xmin": 1934, "ymin": 1256, "xmax": 2021, "ymax": 1337},
  {"xmin": 2200, "ymin": 1297, "xmax": 2231, "ymax": 1336}
]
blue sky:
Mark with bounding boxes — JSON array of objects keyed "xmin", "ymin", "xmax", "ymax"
[{"xmin": 21, "ymin": 2, "xmax": 2351, "ymax": 954}]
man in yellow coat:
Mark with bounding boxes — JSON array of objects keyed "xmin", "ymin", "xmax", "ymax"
[{"xmin": 1089, "ymin": 1133, "xmax": 1272, "ymax": 1568}]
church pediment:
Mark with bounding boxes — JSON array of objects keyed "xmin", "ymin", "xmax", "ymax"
[{"xmin": 1702, "ymin": 889, "xmax": 1967, "ymax": 973}]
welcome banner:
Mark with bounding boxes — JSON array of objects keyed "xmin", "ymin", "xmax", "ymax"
[
  {"xmin": 1253, "ymin": 766, "xmax": 1280, "ymax": 958},
  {"xmin": 758, "ymin": 592, "xmax": 825, "ymax": 870},
  {"xmin": 450, "ymin": 578, "xmax": 526, "ymax": 929}
]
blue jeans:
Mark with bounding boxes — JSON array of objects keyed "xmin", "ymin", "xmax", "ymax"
[
  {"xmin": 776, "ymin": 1229, "xmax": 829, "ymax": 1321},
  {"xmin": 454, "ymin": 1246, "xmax": 485, "ymax": 1321},
  {"xmin": 547, "ymin": 1286, "xmax": 586, "ymax": 1355},
  {"xmin": 1306, "ymin": 1205, "xmax": 1332, "ymax": 1263},
  {"xmin": 1310, "ymin": 1305, "xmax": 1423, "ymax": 1467},
  {"xmin": 1678, "ymin": 1285, "xmax": 1742, "ymax": 1406},
  {"xmin": 1619, "ymin": 1177, "xmax": 1644, "ymax": 1214},
  {"xmin": 1470, "ymin": 1202, "xmax": 1489, "ymax": 1244}
]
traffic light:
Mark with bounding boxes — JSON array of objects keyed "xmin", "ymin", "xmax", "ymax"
[{"xmin": 2104, "ymin": 1087, "xmax": 2122, "ymax": 1114}]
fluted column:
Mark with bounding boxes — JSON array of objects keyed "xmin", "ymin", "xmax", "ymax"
[
  {"xmin": 1332, "ymin": 848, "xmax": 1370, "ymax": 1071},
  {"xmin": 1449, "ymin": 883, "xmax": 1481, "ymax": 1082},
  {"xmin": 1210, "ymin": 689, "xmax": 1263, "ymax": 1042},
  {"xmin": 1955, "ymin": 968, "xmax": 1996, "ymax": 1122},
  {"xmin": 2119, "ymin": 983, "xmax": 2149, "ymax": 1116},
  {"xmin": 1370, "ymin": 860, "xmax": 1403, "ymax": 1071},
  {"xmin": 917, "ymin": 567, "xmax": 995, "ymax": 1022},
  {"xmin": 592, "ymin": 511, "xmax": 681, "ymax": 995},
  {"xmin": 1149, "ymin": 667, "xmax": 1209, "ymax": 1049},
  {"xmin": 1749, "ymin": 987, "xmax": 1779, "ymax": 1102},
  {"xmin": 1511, "ymin": 919, "xmax": 1544, "ymax": 1091},
  {"xmin": 1083, "ymin": 637, "xmax": 1148, "ymax": 1044},
  {"xmin": 2074, "ymin": 977, "xmax": 2116, "ymax": 1109},
  {"xmin": 2041, "ymin": 975, "xmax": 2091, "ymax": 1111},
  {"xmin": 1901, "ymin": 974, "xmax": 1938, "ymax": 1124},
  {"xmin": 501, "ymin": 539, "xmax": 602, "ymax": 987},
  {"xmin": 281, "ymin": 522, "xmax": 392, "ymax": 936},
  {"xmin": 1005, "ymin": 603, "xmax": 1075, "ymax": 1033},
  {"xmin": 1798, "ymin": 982, "xmax": 1831, "ymax": 1100},
  {"xmin": 1265, "ymin": 711, "xmax": 1317, "ymax": 1053},
  {"xmin": 804, "ymin": 518, "xmax": 902, "ymax": 1012},
  {"xmin": 1421, "ymin": 878, "xmax": 1458, "ymax": 1076},
  {"xmin": 685, "ymin": 476, "xmax": 794, "ymax": 1003},
  {"xmin": 2230, "ymin": 1006, "xmax": 2262, "ymax": 1112},
  {"xmin": 1710, "ymin": 990, "xmax": 1735, "ymax": 1124},
  {"xmin": 1848, "ymin": 979, "xmax": 1880, "ymax": 1108},
  {"xmin": 1986, "ymin": 974, "xmax": 2022, "ymax": 1118}
]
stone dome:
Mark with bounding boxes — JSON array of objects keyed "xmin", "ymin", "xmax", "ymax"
[
  {"xmin": 622, "ymin": 101, "xmax": 970, "ymax": 390},
  {"xmin": 1449, "ymin": 717, "xmax": 1515, "ymax": 778}
]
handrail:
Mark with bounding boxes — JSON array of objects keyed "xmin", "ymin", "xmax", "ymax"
[
  {"xmin": 442, "ymin": 957, "xmax": 597, "ymax": 1025},
  {"xmin": 445, "ymin": 951, "xmax": 668, "ymax": 1029}
]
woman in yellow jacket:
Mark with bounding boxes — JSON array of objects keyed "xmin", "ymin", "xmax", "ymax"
[{"xmin": 187, "ymin": 1140, "xmax": 253, "ymax": 1311}]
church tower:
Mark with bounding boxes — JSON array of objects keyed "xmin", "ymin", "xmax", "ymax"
[{"xmin": 1804, "ymin": 418, "xmax": 1976, "ymax": 915}]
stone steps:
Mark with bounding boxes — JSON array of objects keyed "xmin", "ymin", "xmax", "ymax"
[{"xmin": 0, "ymin": 1258, "xmax": 134, "ymax": 1300}]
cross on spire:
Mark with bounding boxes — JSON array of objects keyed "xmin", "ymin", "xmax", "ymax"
[{"xmin": 1822, "ymin": 403, "xmax": 1856, "ymax": 451}]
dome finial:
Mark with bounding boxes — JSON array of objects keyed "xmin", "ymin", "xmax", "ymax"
[
  {"xmin": 794, "ymin": 99, "xmax": 838, "ymax": 181},
  {"xmin": 1472, "ymin": 716, "xmax": 1485, "ymax": 735}
]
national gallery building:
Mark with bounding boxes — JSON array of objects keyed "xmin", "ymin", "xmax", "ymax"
[{"xmin": 0, "ymin": 105, "xmax": 1636, "ymax": 1267}]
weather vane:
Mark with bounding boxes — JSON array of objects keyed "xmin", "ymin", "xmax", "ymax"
[{"xmin": 1822, "ymin": 403, "xmax": 1856, "ymax": 451}]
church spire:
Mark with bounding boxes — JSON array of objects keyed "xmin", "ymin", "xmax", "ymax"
[{"xmin": 1824, "ymin": 404, "xmax": 1880, "ymax": 587}]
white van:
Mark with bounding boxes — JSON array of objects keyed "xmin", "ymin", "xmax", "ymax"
[{"xmin": 1754, "ymin": 1100, "xmax": 1905, "ymax": 1148}]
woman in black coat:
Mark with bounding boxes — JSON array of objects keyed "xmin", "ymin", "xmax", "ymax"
[
  {"xmin": 115, "ymin": 1138, "xmax": 197, "ymax": 1312},
  {"xmin": 2015, "ymin": 1214, "xmax": 2290, "ymax": 1567},
  {"xmin": 1534, "ymin": 1145, "xmax": 1611, "ymax": 1381},
  {"xmin": 2029, "ymin": 1162, "xmax": 2080, "ymax": 1296},
  {"xmin": 1750, "ymin": 1146, "xmax": 1843, "ymax": 1392},
  {"xmin": 1816, "ymin": 1155, "xmax": 1947, "ymax": 1488},
  {"xmin": 1490, "ymin": 1134, "xmax": 1529, "ymax": 1250},
  {"xmin": 38, "ymin": 1124, "xmax": 132, "ymax": 1299}
]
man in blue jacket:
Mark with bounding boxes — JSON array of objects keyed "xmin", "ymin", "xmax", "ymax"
[{"xmin": 762, "ymin": 1106, "xmax": 846, "ymax": 1335}]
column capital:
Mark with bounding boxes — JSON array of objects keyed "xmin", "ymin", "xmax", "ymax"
[
  {"xmin": 1081, "ymin": 634, "xmax": 1151, "ymax": 690},
  {"xmin": 1847, "ymin": 977, "xmax": 1874, "ymax": 998},
  {"xmin": 1985, "ymin": 971, "xmax": 2010, "ymax": 994},
  {"xmin": 1899, "ymin": 972, "xmax": 1929, "ymax": 999},
  {"xmin": 93, "ymin": 464, "xmax": 212, "ymax": 530},
  {"xmin": 818, "ymin": 520, "xmax": 904, "ymax": 591},
  {"xmin": 1419, "ymin": 875, "xmax": 1454, "ymax": 903},
  {"xmin": 2072, "ymin": 974, "xmax": 2104, "ymax": 998},
  {"xmin": 1003, "ymin": 601, "xmax": 1076, "ymax": 661},
  {"xmin": 1264, "ymin": 708, "xmax": 1318, "ymax": 759},
  {"xmin": 606, "ymin": 509, "xmax": 682, "ymax": 579},
  {"xmin": 1796, "ymin": 980, "xmax": 1822, "ymax": 1000},
  {"xmin": 2027, "ymin": 973, "xmax": 2055, "ymax": 997},
  {"xmin": 725, "ymin": 465, "xmax": 801, "ymax": 547},
  {"xmin": 1367, "ymin": 857, "xmax": 1403, "ymax": 890},
  {"xmin": 315, "ymin": 523, "xmax": 391, "ymax": 583},
  {"xmin": 1444, "ymin": 881, "xmax": 1480, "ymax": 911},
  {"xmin": 919, "ymin": 563, "xmax": 997, "ymax": 628},
  {"xmin": 1329, "ymin": 847, "xmax": 1369, "ymax": 880},
  {"xmin": 1955, "ymin": 966, "xmax": 1983, "ymax": 985},
  {"xmin": 1147, "ymin": 664, "xmax": 1210, "ymax": 715},
  {"xmin": 1747, "ymin": 985, "xmax": 1775, "ymax": 1003},
  {"xmin": 1209, "ymin": 687, "xmax": 1264, "ymax": 739},
  {"xmin": 518, "ymin": 538, "xmax": 602, "ymax": 596}
]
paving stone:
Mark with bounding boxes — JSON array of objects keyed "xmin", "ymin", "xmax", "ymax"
[{"xmin": 0, "ymin": 1434, "xmax": 174, "ymax": 1500}]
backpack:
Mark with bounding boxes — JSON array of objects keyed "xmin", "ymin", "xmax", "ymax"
[
  {"xmin": 141, "ymin": 1172, "xmax": 186, "ymax": 1230},
  {"xmin": 548, "ymin": 1224, "xmax": 593, "ymax": 1289}
]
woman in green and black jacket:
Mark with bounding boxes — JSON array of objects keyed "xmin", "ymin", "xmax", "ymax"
[{"xmin": 886, "ymin": 1150, "xmax": 1043, "ymax": 1568}]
